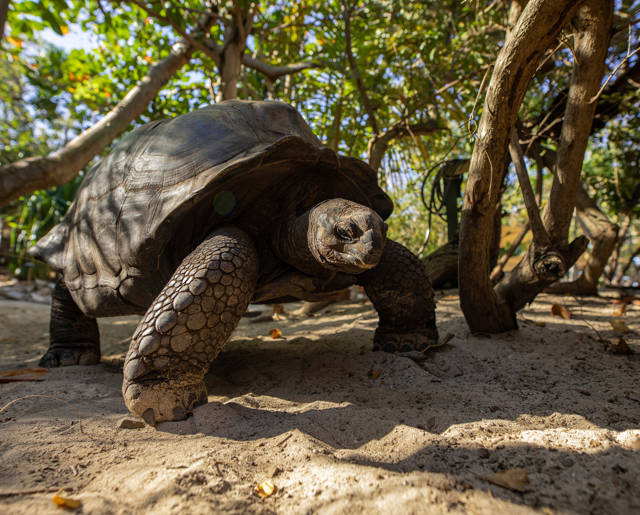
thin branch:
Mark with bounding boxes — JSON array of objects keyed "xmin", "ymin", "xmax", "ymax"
[
  {"xmin": 0, "ymin": 12, "xmax": 217, "ymax": 205},
  {"xmin": 367, "ymin": 119, "xmax": 442, "ymax": 171},
  {"xmin": 508, "ymin": 127, "xmax": 551, "ymax": 248},
  {"xmin": 241, "ymin": 56, "xmax": 319, "ymax": 81},
  {"xmin": 490, "ymin": 221, "xmax": 531, "ymax": 282},
  {"xmin": 467, "ymin": 64, "xmax": 492, "ymax": 135},
  {"xmin": 590, "ymin": 24, "xmax": 640, "ymax": 103}
]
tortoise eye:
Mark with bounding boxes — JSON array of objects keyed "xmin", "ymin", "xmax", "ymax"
[{"xmin": 335, "ymin": 226, "xmax": 351, "ymax": 241}]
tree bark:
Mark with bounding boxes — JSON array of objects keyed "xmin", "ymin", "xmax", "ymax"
[
  {"xmin": 546, "ymin": 185, "xmax": 619, "ymax": 295},
  {"xmin": 494, "ymin": 0, "xmax": 612, "ymax": 314},
  {"xmin": 0, "ymin": 36, "xmax": 200, "ymax": 206},
  {"xmin": 216, "ymin": 6, "xmax": 253, "ymax": 102},
  {"xmin": 0, "ymin": 0, "xmax": 9, "ymax": 42},
  {"xmin": 607, "ymin": 214, "xmax": 631, "ymax": 282},
  {"xmin": 459, "ymin": 0, "xmax": 582, "ymax": 333},
  {"xmin": 423, "ymin": 239, "xmax": 458, "ymax": 289}
]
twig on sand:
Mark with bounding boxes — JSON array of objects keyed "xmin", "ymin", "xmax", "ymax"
[{"xmin": 0, "ymin": 486, "xmax": 74, "ymax": 498}]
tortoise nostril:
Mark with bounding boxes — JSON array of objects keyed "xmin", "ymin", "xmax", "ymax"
[{"xmin": 360, "ymin": 230, "xmax": 374, "ymax": 244}]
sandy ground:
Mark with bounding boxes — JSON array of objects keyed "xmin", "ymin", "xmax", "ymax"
[{"xmin": 0, "ymin": 289, "xmax": 639, "ymax": 514}]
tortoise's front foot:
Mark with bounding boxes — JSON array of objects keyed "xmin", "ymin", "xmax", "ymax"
[
  {"xmin": 123, "ymin": 376, "xmax": 208, "ymax": 426},
  {"xmin": 358, "ymin": 239, "xmax": 438, "ymax": 354},
  {"xmin": 373, "ymin": 328, "xmax": 439, "ymax": 353},
  {"xmin": 39, "ymin": 344, "xmax": 100, "ymax": 367},
  {"xmin": 122, "ymin": 227, "xmax": 258, "ymax": 425}
]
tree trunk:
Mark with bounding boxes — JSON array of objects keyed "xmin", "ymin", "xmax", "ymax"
[
  {"xmin": 216, "ymin": 10, "xmax": 252, "ymax": 102},
  {"xmin": 0, "ymin": 37, "xmax": 200, "ymax": 206},
  {"xmin": 606, "ymin": 214, "xmax": 631, "ymax": 282},
  {"xmin": 0, "ymin": 0, "xmax": 9, "ymax": 42},
  {"xmin": 458, "ymin": 0, "xmax": 583, "ymax": 333},
  {"xmin": 423, "ymin": 239, "xmax": 458, "ymax": 289},
  {"xmin": 494, "ymin": 0, "xmax": 612, "ymax": 314},
  {"xmin": 546, "ymin": 184, "xmax": 619, "ymax": 295}
]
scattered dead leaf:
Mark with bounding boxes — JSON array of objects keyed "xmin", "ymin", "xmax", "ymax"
[
  {"xmin": 550, "ymin": 304, "xmax": 571, "ymax": 320},
  {"xmin": 51, "ymin": 489, "xmax": 81, "ymax": 510},
  {"xmin": 269, "ymin": 328, "xmax": 283, "ymax": 339},
  {"xmin": 0, "ymin": 368, "xmax": 49, "ymax": 378},
  {"xmin": 533, "ymin": 320, "xmax": 546, "ymax": 327},
  {"xmin": 609, "ymin": 338, "xmax": 632, "ymax": 355},
  {"xmin": 254, "ymin": 480, "xmax": 277, "ymax": 499},
  {"xmin": 367, "ymin": 368, "xmax": 382, "ymax": 379},
  {"xmin": 0, "ymin": 368, "xmax": 49, "ymax": 383},
  {"xmin": 487, "ymin": 467, "xmax": 530, "ymax": 492},
  {"xmin": 610, "ymin": 318, "xmax": 631, "ymax": 334}
]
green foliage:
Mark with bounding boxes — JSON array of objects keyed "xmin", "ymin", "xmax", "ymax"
[{"xmin": 1, "ymin": 0, "xmax": 639, "ymax": 280}]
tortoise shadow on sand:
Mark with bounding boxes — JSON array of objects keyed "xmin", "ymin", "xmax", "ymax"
[
  {"xmin": 151, "ymin": 323, "xmax": 640, "ymax": 513},
  {"xmin": 153, "ymin": 320, "xmax": 639, "ymax": 441}
]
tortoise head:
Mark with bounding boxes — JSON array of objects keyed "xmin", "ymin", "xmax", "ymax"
[{"xmin": 308, "ymin": 199, "xmax": 388, "ymax": 274}]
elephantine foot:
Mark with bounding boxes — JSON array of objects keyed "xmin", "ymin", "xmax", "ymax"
[
  {"xmin": 39, "ymin": 344, "xmax": 101, "ymax": 367},
  {"xmin": 121, "ymin": 227, "xmax": 258, "ymax": 426},
  {"xmin": 373, "ymin": 328, "xmax": 439, "ymax": 353},
  {"xmin": 122, "ymin": 376, "xmax": 208, "ymax": 426}
]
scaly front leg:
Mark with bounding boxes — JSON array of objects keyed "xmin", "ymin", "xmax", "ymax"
[
  {"xmin": 357, "ymin": 239, "xmax": 438, "ymax": 352},
  {"xmin": 122, "ymin": 227, "xmax": 258, "ymax": 425}
]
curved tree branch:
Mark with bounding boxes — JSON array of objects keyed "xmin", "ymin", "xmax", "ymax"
[
  {"xmin": 367, "ymin": 120, "xmax": 442, "ymax": 171},
  {"xmin": 241, "ymin": 56, "xmax": 319, "ymax": 81},
  {"xmin": 458, "ymin": 0, "xmax": 582, "ymax": 333},
  {"xmin": 495, "ymin": 0, "xmax": 613, "ymax": 314},
  {"xmin": 0, "ymin": 14, "xmax": 218, "ymax": 206}
]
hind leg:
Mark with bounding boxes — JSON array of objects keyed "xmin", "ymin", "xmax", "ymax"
[
  {"xmin": 357, "ymin": 239, "xmax": 438, "ymax": 352},
  {"xmin": 122, "ymin": 227, "xmax": 258, "ymax": 426},
  {"xmin": 39, "ymin": 280, "xmax": 100, "ymax": 367}
]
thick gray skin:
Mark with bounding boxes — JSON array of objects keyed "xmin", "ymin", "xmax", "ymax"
[{"xmin": 44, "ymin": 198, "xmax": 437, "ymax": 424}]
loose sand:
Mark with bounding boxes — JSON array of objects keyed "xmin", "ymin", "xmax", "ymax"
[{"xmin": 0, "ymin": 290, "xmax": 638, "ymax": 514}]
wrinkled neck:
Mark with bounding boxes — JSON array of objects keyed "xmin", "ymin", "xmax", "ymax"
[{"xmin": 273, "ymin": 210, "xmax": 328, "ymax": 276}]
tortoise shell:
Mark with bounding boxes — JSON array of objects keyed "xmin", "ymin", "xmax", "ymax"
[{"xmin": 30, "ymin": 100, "xmax": 393, "ymax": 316}]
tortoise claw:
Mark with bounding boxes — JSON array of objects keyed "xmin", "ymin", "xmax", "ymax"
[
  {"xmin": 39, "ymin": 345, "xmax": 100, "ymax": 367},
  {"xmin": 123, "ymin": 379, "xmax": 207, "ymax": 425},
  {"xmin": 373, "ymin": 329, "xmax": 439, "ymax": 353}
]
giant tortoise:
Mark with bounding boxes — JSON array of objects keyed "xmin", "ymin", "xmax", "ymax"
[{"xmin": 30, "ymin": 100, "xmax": 438, "ymax": 425}]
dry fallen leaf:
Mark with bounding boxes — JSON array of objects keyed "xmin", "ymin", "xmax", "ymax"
[
  {"xmin": 269, "ymin": 328, "xmax": 283, "ymax": 339},
  {"xmin": 550, "ymin": 304, "xmax": 571, "ymax": 320},
  {"xmin": 52, "ymin": 489, "xmax": 81, "ymax": 510},
  {"xmin": 610, "ymin": 318, "xmax": 631, "ymax": 334},
  {"xmin": 0, "ymin": 367, "xmax": 49, "ymax": 383},
  {"xmin": 0, "ymin": 367, "xmax": 49, "ymax": 378},
  {"xmin": 367, "ymin": 368, "xmax": 383, "ymax": 379},
  {"xmin": 533, "ymin": 320, "xmax": 546, "ymax": 327},
  {"xmin": 487, "ymin": 467, "xmax": 530, "ymax": 492},
  {"xmin": 254, "ymin": 480, "xmax": 277, "ymax": 499}
]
